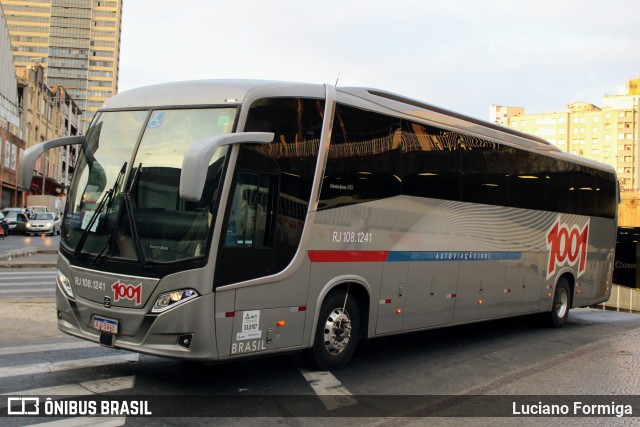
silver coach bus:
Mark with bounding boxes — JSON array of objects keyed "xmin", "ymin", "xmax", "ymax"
[{"xmin": 20, "ymin": 80, "xmax": 618, "ymax": 370}]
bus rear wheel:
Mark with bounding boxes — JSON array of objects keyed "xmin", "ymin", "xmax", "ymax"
[
  {"xmin": 547, "ymin": 278, "xmax": 571, "ymax": 327},
  {"xmin": 304, "ymin": 291, "xmax": 360, "ymax": 370}
]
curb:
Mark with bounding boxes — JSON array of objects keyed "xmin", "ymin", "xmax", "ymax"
[
  {"xmin": 0, "ymin": 263, "xmax": 57, "ymax": 269},
  {"xmin": 0, "ymin": 247, "xmax": 40, "ymax": 261},
  {"xmin": 0, "ymin": 248, "xmax": 58, "ymax": 269}
]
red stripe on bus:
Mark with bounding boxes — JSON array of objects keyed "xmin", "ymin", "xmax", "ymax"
[{"xmin": 307, "ymin": 251, "xmax": 390, "ymax": 263}]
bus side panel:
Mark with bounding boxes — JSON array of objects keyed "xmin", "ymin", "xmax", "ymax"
[
  {"xmin": 454, "ymin": 261, "xmax": 505, "ymax": 323},
  {"xmin": 501, "ymin": 255, "xmax": 545, "ymax": 316},
  {"xmin": 376, "ymin": 261, "xmax": 408, "ymax": 334},
  {"xmin": 215, "ymin": 289, "xmax": 236, "ymax": 358},
  {"xmin": 402, "ymin": 261, "xmax": 458, "ymax": 330},
  {"xmin": 220, "ymin": 263, "xmax": 312, "ymax": 358}
]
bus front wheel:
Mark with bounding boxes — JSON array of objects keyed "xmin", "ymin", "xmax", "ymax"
[
  {"xmin": 548, "ymin": 278, "xmax": 571, "ymax": 327},
  {"xmin": 305, "ymin": 291, "xmax": 360, "ymax": 370}
]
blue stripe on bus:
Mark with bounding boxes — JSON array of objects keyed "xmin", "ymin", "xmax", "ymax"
[{"xmin": 385, "ymin": 251, "xmax": 522, "ymax": 262}]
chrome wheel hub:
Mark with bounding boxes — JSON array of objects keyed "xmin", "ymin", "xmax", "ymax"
[{"xmin": 323, "ymin": 308, "xmax": 352, "ymax": 355}]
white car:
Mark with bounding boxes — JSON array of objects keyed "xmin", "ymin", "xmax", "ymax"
[{"xmin": 26, "ymin": 212, "xmax": 61, "ymax": 236}]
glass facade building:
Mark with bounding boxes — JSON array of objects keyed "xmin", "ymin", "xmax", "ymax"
[{"xmin": 0, "ymin": 0, "xmax": 122, "ymax": 128}]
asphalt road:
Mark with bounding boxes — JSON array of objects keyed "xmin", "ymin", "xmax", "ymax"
[
  {"xmin": 0, "ymin": 233, "xmax": 60, "ymax": 254},
  {"xmin": 1, "ymin": 289, "xmax": 640, "ymax": 426},
  {"xmin": 2, "ymin": 242, "xmax": 640, "ymax": 425}
]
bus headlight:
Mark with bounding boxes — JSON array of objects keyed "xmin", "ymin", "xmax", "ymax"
[
  {"xmin": 152, "ymin": 289, "xmax": 198, "ymax": 313},
  {"xmin": 57, "ymin": 270, "xmax": 74, "ymax": 299}
]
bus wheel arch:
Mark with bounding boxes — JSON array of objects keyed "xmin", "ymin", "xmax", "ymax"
[{"xmin": 304, "ymin": 281, "xmax": 370, "ymax": 370}]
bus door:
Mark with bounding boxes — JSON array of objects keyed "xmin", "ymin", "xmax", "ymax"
[
  {"xmin": 215, "ymin": 147, "xmax": 306, "ymax": 356},
  {"xmin": 215, "ymin": 148, "xmax": 280, "ymax": 286}
]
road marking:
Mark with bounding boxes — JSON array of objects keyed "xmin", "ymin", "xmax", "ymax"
[
  {"xmin": 1, "ymin": 375, "xmax": 135, "ymax": 396},
  {"xmin": 297, "ymin": 365, "xmax": 358, "ymax": 411},
  {"xmin": 0, "ymin": 341, "xmax": 98, "ymax": 356},
  {"xmin": 0, "ymin": 354, "xmax": 139, "ymax": 378}
]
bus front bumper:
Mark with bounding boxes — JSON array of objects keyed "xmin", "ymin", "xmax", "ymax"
[{"xmin": 56, "ymin": 287, "xmax": 220, "ymax": 362}]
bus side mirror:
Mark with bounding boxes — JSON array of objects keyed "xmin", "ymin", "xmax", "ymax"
[
  {"xmin": 179, "ymin": 132, "xmax": 274, "ymax": 202},
  {"xmin": 18, "ymin": 135, "xmax": 84, "ymax": 191}
]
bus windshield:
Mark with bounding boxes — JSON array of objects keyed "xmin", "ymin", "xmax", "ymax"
[{"xmin": 62, "ymin": 107, "xmax": 236, "ymax": 263}]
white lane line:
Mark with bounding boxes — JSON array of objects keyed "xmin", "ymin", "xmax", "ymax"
[
  {"xmin": 0, "ymin": 341, "xmax": 98, "ymax": 356},
  {"xmin": 297, "ymin": 366, "xmax": 358, "ymax": 411},
  {"xmin": 17, "ymin": 418, "xmax": 126, "ymax": 427},
  {"xmin": 1, "ymin": 375, "xmax": 135, "ymax": 397},
  {"xmin": 0, "ymin": 354, "xmax": 139, "ymax": 378}
]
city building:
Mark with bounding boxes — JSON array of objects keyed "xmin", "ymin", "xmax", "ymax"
[
  {"xmin": 2, "ymin": 3, "xmax": 82, "ymax": 206},
  {"xmin": 0, "ymin": 0, "xmax": 123, "ymax": 128},
  {"xmin": 489, "ymin": 105, "xmax": 524, "ymax": 127},
  {"xmin": 493, "ymin": 78, "xmax": 640, "ymax": 191},
  {"xmin": 1, "ymin": 4, "xmax": 23, "ymax": 207},
  {"xmin": 16, "ymin": 64, "xmax": 82, "ymax": 196}
]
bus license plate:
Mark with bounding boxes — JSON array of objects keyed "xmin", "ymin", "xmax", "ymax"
[{"xmin": 93, "ymin": 316, "xmax": 118, "ymax": 334}]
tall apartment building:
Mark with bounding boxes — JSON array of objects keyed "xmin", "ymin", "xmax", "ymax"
[
  {"xmin": 0, "ymin": 0, "xmax": 122, "ymax": 128},
  {"xmin": 492, "ymin": 78, "xmax": 640, "ymax": 191}
]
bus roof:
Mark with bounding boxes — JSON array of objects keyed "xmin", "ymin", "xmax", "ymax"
[
  {"xmin": 102, "ymin": 79, "xmax": 323, "ymax": 109},
  {"xmin": 102, "ymin": 79, "xmax": 615, "ymax": 175}
]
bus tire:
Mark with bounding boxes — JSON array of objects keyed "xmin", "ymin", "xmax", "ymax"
[
  {"xmin": 548, "ymin": 277, "xmax": 571, "ymax": 328},
  {"xmin": 304, "ymin": 291, "xmax": 360, "ymax": 370}
]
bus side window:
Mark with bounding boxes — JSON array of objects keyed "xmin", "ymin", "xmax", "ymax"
[{"xmin": 226, "ymin": 171, "xmax": 275, "ymax": 248}]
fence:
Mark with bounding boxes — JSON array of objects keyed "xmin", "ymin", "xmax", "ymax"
[{"xmin": 597, "ymin": 285, "xmax": 640, "ymax": 313}]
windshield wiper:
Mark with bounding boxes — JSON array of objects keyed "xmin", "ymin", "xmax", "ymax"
[
  {"xmin": 123, "ymin": 192, "xmax": 147, "ymax": 268},
  {"xmin": 74, "ymin": 162, "xmax": 127, "ymax": 260},
  {"xmin": 122, "ymin": 163, "xmax": 147, "ymax": 268},
  {"xmin": 91, "ymin": 225, "xmax": 114, "ymax": 265}
]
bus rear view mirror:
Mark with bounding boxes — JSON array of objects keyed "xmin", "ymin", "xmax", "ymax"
[
  {"xmin": 18, "ymin": 135, "xmax": 85, "ymax": 191},
  {"xmin": 179, "ymin": 132, "xmax": 274, "ymax": 202}
]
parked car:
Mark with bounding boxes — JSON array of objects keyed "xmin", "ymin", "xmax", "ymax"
[
  {"xmin": 26, "ymin": 212, "xmax": 61, "ymax": 236},
  {"xmin": 27, "ymin": 205, "xmax": 48, "ymax": 218},
  {"xmin": 2, "ymin": 211, "xmax": 28, "ymax": 234},
  {"xmin": 0, "ymin": 212, "xmax": 8, "ymax": 236},
  {"xmin": 2, "ymin": 207, "xmax": 26, "ymax": 215}
]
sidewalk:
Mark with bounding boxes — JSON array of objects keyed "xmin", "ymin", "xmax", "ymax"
[{"xmin": 0, "ymin": 248, "xmax": 58, "ymax": 268}]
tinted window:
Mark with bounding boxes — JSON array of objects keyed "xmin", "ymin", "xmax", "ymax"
[
  {"xmin": 402, "ymin": 121, "xmax": 460, "ymax": 201},
  {"xmin": 459, "ymin": 138, "xmax": 509, "ymax": 207},
  {"xmin": 508, "ymin": 150, "xmax": 547, "ymax": 211},
  {"xmin": 401, "ymin": 120, "xmax": 616, "ymax": 218},
  {"xmin": 225, "ymin": 171, "xmax": 277, "ymax": 248},
  {"xmin": 319, "ymin": 104, "xmax": 401, "ymax": 210}
]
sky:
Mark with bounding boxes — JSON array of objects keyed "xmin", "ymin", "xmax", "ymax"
[{"xmin": 118, "ymin": 0, "xmax": 640, "ymax": 121}]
